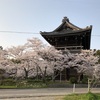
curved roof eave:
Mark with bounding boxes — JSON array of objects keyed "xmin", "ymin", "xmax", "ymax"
[{"xmin": 40, "ymin": 26, "xmax": 92, "ymax": 36}]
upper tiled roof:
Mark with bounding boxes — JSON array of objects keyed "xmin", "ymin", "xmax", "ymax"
[{"xmin": 40, "ymin": 17, "xmax": 92, "ymax": 36}]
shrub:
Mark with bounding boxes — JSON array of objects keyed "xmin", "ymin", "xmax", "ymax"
[
  {"xmin": 2, "ymin": 79, "xmax": 16, "ymax": 86},
  {"xmin": 70, "ymin": 77, "xmax": 77, "ymax": 84},
  {"xmin": 82, "ymin": 75, "xmax": 88, "ymax": 84},
  {"xmin": 64, "ymin": 93, "xmax": 100, "ymax": 100}
]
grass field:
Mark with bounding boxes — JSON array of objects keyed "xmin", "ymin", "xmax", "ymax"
[{"xmin": 64, "ymin": 92, "xmax": 100, "ymax": 100}]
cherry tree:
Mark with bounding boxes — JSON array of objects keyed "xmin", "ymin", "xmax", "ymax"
[
  {"xmin": 6, "ymin": 37, "xmax": 47, "ymax": 79},
  {"xmin": 20, "ymin": 51, "xmax": 39, "ymax": 79},
  {"xmin": 25, "ymin": 37, "xmax": 45, "ymax": 52},
  {"xmin": 6, "ymin": 45, "xmax": 29, "ymax": 79},
  {"xmin": 91, "ymin": 58, "xmax": 100, "ymax": 88},
  {"xmin": 21, "ymin": 37, "xmax": 49, "ymax": 81},
  {"xmin": 0, "ymin": 48, "xmax": 8, "ymax": 72},
  {"xmin": 94, "ymin": 64, "xmax": 100, "ymax": 77},
  {"xmin": 0, "ymin": 48, "xmax": 11, "ymax": 83},
  {"xmin": 66, "ymin": 50, "xmax": 98, "ymax": 82},
  {"xmin": 37, "ymin": 46, "xmax": 70, "ymax": 82}
]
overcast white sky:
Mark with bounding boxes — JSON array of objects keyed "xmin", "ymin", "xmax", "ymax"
[{"xmin": 0, "ymin": 0, "xmax": 100, "ymax": 49}]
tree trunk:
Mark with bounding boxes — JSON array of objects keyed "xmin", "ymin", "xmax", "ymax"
[
  {"xmin": 24, "ymin": 68, "xmax": 28, "ymax": 79},
  {"xmin": 60, "ymin": 70, "xmax": 62, "ymax": 83},
  {"xmin": 36, "ymin": 67, "xmax": 39, "ymax": 81},
  {"xmin": 88, "ymin": 78, "xmax": 91, "ymax": 92},
  {"xmin": 77, "ymin": 74, "xmax": 82, "ymax": 83}
]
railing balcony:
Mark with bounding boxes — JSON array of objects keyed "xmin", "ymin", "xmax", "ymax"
[{"xmin": 55, "ymin": 46, "xmax": 83, "ymax": 49}]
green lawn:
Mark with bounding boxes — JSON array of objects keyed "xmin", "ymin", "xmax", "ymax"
[
  {"xmin": 64, "ymin": 92, "xmax": 100, "ymax": 100},
  {"xmin": 0, "ymin": 85, "xmax": 17, "ymax": 89},
  {"xmin": 0, "ymin": 83, "xmax": 47, "ymax": 89},
  {"xmin": 0, "ymin": 79, "xmax": 47, "ymax": 89}
]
